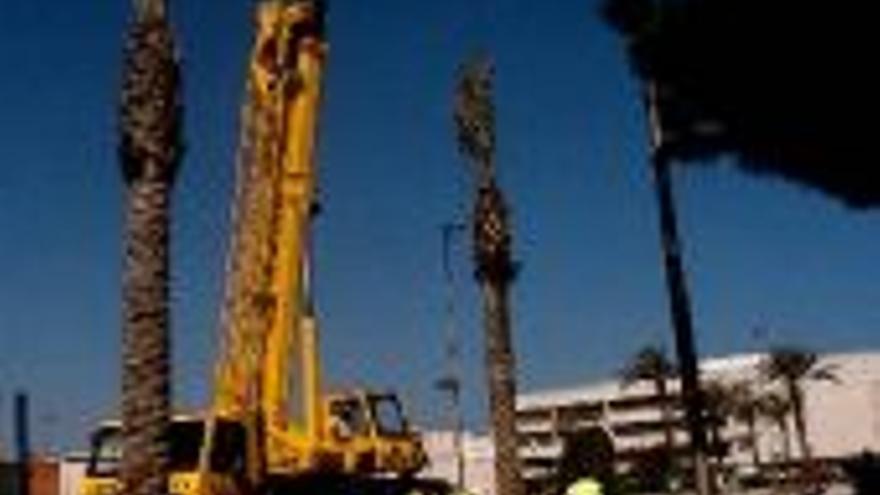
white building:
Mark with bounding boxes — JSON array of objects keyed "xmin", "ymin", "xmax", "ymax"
[
  {"xmin": 517, "ymin": 351, "xmax": 880, "ymax": 476},
  {"xmin": 59, "ymin": 452, "xmax": 89, "ymax": 495},
  {"xmin": 421, "ymin": 431, "xmax": 495, "ymax": 495},
  {"xmin": 423, "ymin": 351, "xmax": 880, "ymax": 494}
]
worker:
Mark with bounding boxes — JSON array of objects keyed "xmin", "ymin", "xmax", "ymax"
[
  {"xmin": 557, "ymin": 428, "xmax": 612, "ymax": 495},
  {"xmin": 565, "ymin": 477, "xmax": 603, "ymax": 495}
]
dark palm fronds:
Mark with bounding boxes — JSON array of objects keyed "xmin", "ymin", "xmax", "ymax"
[
  {"xmin": 454, "ymin": 55, "xmax": 496, "ymax": 184},
  {"xmin": 602, "ymin": 0, "xmax": 880, "ymax": 209},
  {"xmin": 620, "ymin": 345, "xmax": 676, "ymax": 386},
  {"xmin": 620, "ymin": 345, "xmax": 678, "ymax": 474},
  {"xmin": 473, "ymin": 182, "xmax": 516, "ymax": 283},
  {"xmin": 760, "ymin": 347, "xmax": 839, "ymax": 386},
  {"xmin": 120, "ymin": 2, "xmax": 182, "ymax": 185}
]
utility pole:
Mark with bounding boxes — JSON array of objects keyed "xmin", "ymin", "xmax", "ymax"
[
  {"xmin": 14, "ymin": 391, "xmax": 30, "ymax": 495},
  {"xmin": 435, "ymin": 221, "xmax": 466, "ymax": 488},
  {"xmin": 0, "ymin": 392, "xmax": 4, "ymax": 461}
]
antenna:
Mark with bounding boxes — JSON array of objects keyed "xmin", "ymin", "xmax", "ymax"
[
  {"xmin": 435, "ymin": 221, "xmax": 466, "ymax": 488},
  {"xmin": 14, "ymin": 391, "xmax": 30, "ymax": 495}
]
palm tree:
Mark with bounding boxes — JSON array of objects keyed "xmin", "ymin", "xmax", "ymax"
[
  {"xmin": 727, "ymin": 380, "xmax": 761, "ymax": 467},
  {"xmin": 620, "ymin": 345, "xmax": 677, "ymax": 460},
  {"xmin": 757, "ymin": 391, "xmax": 793, "ymax": 465},
  {"xmin": 760, "ymin": 347, "xmax": 837, "ymax": 462},
  {"xmin": 643, "ymin": 84, "xmax": 713, "ymax": 495},
  {"xmin": 600, "ymin": 0, "xmax": 880, "ymax": 211},
  {"xmin": 701, "ymin": 380, "xmax": 731, "ymax": 467},
  {"xmin": 118, "ymin": 1, "xmax": 182, "ymax": 495},
  {"xmin": 454, "ymin": 56, "xmax": 524, "ymax": 495}
]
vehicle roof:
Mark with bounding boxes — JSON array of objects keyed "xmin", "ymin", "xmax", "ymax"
[{"xmin": 95, "ymin": 412, "xmax": 208, "ymax": 429}]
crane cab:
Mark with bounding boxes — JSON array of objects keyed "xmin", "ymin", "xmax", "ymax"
[
  {"xmin": 324, "ymin": 390, "xmax": 427, "ymax": 475},
  {"xmin": 80, "ymin": 415, "xmax": 249, "ymax": 495}
]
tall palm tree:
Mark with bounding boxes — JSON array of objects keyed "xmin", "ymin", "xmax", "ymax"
[
  {"xmin": 727, "ymin": 380, "xmax": 761, "ymax": 467},
  {"xmin": 620, "ymin": 345, "xmax": 677, "ymax": 460},
  {"xmin": 601, "ymin": 0, "xmax": 880, "ymax": 212},
  {"xmin": 118, "ymin": 1, "xmax": 182, "ymax": 495},
  {"xmin": 644, "ymin": 84, "xmax": 713, "ymax": 495},
  {"xmin": 454, "ymin": 56, "xmax": 524, "ymax": 495},
  {"xmin": 757, "ymin": 391, "xmax": 793, "ymax": 465},
  {"xmin": 760, "ymin": 347, "xmax": 837, "ymax": 462}
]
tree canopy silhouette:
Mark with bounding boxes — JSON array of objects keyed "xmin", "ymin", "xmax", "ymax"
[{"xmin": 602, "ymin": 0, "xmax": 879, "ymax": 209}]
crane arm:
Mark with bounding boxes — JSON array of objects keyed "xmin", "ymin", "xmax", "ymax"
[
  {"xmin": 260, "ymin": 0, "xmax": 326, "ymax": 439},
  {"xmin": 211, "ymin": 0, "xmax": 325, "ymax": 446}
]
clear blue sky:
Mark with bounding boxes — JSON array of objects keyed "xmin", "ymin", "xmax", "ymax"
[{"xmin": 1, "ymin": 0, "xmax": 879, "ymax": 454}]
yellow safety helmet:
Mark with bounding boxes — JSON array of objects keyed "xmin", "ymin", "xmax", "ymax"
[{"xmin": 566, "ymin": 477, "xmax": 603, "ymax": 495}]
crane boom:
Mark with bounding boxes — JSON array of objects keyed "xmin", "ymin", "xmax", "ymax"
[
  {"xmin": 260, "ymin": 0, "xmax": 324, "ymax": 441},
  {"xmin": 212, "ymin": 0, "xmax": 326, "ymax": 466}
]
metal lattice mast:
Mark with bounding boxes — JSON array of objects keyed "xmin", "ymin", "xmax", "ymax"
[{"xmin": 436, "ymin": 222, "xmax": 466, "ymax": 488}]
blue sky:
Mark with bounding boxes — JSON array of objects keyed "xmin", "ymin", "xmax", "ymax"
[{"xmin": 1, "ymin": 0, "xmax": 879, "ymax": 453}]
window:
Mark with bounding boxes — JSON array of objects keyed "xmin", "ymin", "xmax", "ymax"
[
  {"xmin": 168, "ymin": 421, "xmax": 204, "ymax": 472},
  {"xmin": 86, "ymin": 419, "xmax": 227, "ymax": 477},
  {"xmin": 330, "ymin": 398, "xmax": 370, "ymax": 439},
  {"xmin": 370, "ymin": 395, "xmax": 408, "ymax": 436},
  {"xmin": 87, "ymin": 427, "xmax": 122, "ymax": 477},
  {"xmin": 210, "ymin": 420, "xmax": 247, "ymax": 474}
]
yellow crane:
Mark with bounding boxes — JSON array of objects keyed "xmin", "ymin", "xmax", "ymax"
[
  {"xmin": 82, "ymin": 1, "xmax": 434, "ymax": 494},
  {"xmin": 204, "ymin": 0, "xmax": 427, "ymax": 480}
]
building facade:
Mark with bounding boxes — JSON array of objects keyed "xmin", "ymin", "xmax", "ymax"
[
  {"xmin": 422, "ymin": 351, "xmax": 880, "ymax": 494},
  {"xmin": 0, "ymin": 459, "xmax": 60, "ymax": 495},
  {"xmin": 421, "ymin": 431, "xmax": 495, "ymax": 495},
  {"xmin": 516, "ymin": 351, "xmax": 880, "ymax": 479}
]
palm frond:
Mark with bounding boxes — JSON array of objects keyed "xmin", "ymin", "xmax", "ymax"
[
  {"xmin": 453, "ymin": 55, "xmax": 495, "ymax": 183},
  {"xmin": 620, "ymin": 345, "xmax": 675, "ymax": 387},
  {"xmin": 809, "ymin": 364, "xmax": 841, "ymax": 383},
  {"xmin": 601, "ymin": 0, "xmax": 880, "ymax": 209}
]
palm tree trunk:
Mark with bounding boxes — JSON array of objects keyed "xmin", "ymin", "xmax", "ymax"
[
  {"xmin": 646, "ymin": 86, "xmax": 712, "ymax": 495},
  {"xmin": 455, "ymin": 58, "xmax": 523, "ymax": 495},
  {"xmin": 788, "ymin": 382, "xmax": 812, "ymax": 462},
  {"xmin": 473, "ymin": 181, "xmax": 524, "ymax": 495},
  {"xmin": 120, "ymin": 178, "xmax": 173, "ymax": 495},
  {"xmin": 747, "ymin": 414, "xmax": 761, "ymax": 467},
  {"xmin": 778, "ymin": 419, "xmax": 792, "ymax": 464},
  {"xmin": 479, "ymin": 269, "xmax": 523, "ymax": 495},
  {"xmin": 118, "ymin": 2, "xmax": 181, "ymax": 495}
]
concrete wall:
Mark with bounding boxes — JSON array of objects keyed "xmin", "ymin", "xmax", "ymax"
[
  {"xmin": 422, "ymin": 431, "xmax": 495, "ymax": 495},
  {"xmin": 58, "ymin": 455, "xmax": 88, "ymax": 495},
  {"xmin": 0, "ymin": 460, "xmax": 58, "ymax": 495},
  {"xmin": 28, "ymin": 461, "xmax": 58, "ymax": 495}
]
